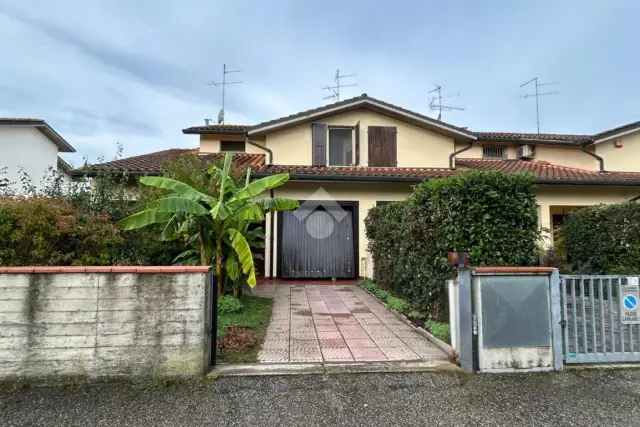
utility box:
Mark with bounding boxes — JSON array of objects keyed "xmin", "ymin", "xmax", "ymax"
[{"xmin": 454, "ymin": 267, "xmax": 562, "ymax": 373}]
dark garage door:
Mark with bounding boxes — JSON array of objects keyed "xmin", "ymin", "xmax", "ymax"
[{"xmin": 279, "ymin": 205, "xmax": 355, "ymax": 279}]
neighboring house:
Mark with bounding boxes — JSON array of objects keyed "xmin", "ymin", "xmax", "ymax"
[
  {"xmin": 74, "ymin": 94, "xmax": 640, "ymax": 280},
  {"xmin": 0, "ymin": 118, "xmax": 75, "ymax": 191}
]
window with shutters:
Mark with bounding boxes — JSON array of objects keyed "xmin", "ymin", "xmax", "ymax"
[
  {"xmin": 368, "ymin": 126, "xmax": 397, "ymax": 167},
  {"xmin": 482, "ymin": 145, "xmax": 507, "ymax": 159},
  {"xmin": 327, "ymin": 128, "xmax": 354, "ymax": 166},
  {"xmin": 220, "ymin": 140, "xmax": 246, "ymax": 152}
]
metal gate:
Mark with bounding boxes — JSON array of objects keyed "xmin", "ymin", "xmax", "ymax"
[{"xmin": 561, "ymin": 275, "xmax": 640, "ymax": 363}]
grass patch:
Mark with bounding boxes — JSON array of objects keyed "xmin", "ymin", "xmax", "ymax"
[
  {"xmin": 359, "ymin": 278, "xmax": 451, "ymax": 344},
  {"xmin": 216, "ymin": 295, "xmax": 273, "ymax": 364}
]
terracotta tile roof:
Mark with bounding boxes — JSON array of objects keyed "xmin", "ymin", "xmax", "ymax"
[
  {"xmin": 475, "ymin": 132, "xmax": 593, "ymax": 144},
  {"xmin": 253, "ymin": 159, "xmax": 640, "ymax": 184},
  {"xmin": 70, "ymin": 149, "xmax": 265, "ymax": 176},
  {"xmin": 253, "ymin": 164, "xmax": 456, "ymax": 181},
  {"xmin": 182, "ymin": 124, "xmax": 248, "ymax": 135},
  {"xmin": 456, "ymin": 158, "xmax": 640, "ymax": 183}
]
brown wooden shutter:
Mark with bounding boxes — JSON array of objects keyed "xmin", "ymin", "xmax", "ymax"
[
  {"xmin": 368, "ymin": 126, "xmax": 397, "ymax": 167},
  {"xmin": 311, "ymin": 124, "xmax": 327, "ymax": 166},
  {"xmin": 354, "ymin": 121, "xmax": 360, "ymax": 165}
]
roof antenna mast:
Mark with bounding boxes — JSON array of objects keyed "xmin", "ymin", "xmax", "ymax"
[
  {"xmin": 428, "ymin": 85, "xmax": 465, "ymax": 121},
  {"xmin": 520, "ymin": 77, "xmax": 559, "ymax": 133},
  {"xmin": 207, "ymin": 64, "xmax": 244, "ymax": 124},
  {"xmin": 322, "ymin": 69, "xmax": 357, "ymax": 102}
]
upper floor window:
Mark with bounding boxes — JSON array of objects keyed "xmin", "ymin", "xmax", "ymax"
[
  {"xmin": 220, "ymin": 140, "xmax": 246, "ymax": 152},
  {"xmin": 368, "ymin": 126, "xmax": 397, "ymax": 167},
  {"xmin": 482, "ymin": 145, "xmax": 507, "ymax": 159},
  {"xmin": 328, "ymin": 128, "xmax": 353, "ymax": 166}
]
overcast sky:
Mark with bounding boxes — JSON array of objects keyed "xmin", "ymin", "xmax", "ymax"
[{"xmin": 1, "ymin": 0, "xmax": 639, "ymax": 165}]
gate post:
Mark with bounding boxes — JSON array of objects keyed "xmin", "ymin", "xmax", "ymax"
[
  {"xmin": 549, "ymin": 268, "xmax": 564, "ymax": 371},
  {"xmin": 457, "ymin": 268, "xmax": 475, "ymax": 372}
]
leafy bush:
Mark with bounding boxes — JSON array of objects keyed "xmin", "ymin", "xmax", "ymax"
[
  {"xmin": 366, "ymin": 171, "xmax": 541, "ymax": 317},
  {"xmin": 0, "ymin": 197, "xmax": 122, "ymax": 266},
  {"xmin": 386, "ymin": 296, "xmax": 410, "ymax": 313},
  {"xmin": 217, "ymin": 295, "xmax": 244, "ymax": 314},
  {"xmin": 426, "ymin": 320, "xmax": 451, "ymax": 344},
  {"xmin": 563, "ymin": 202, "xmax": 640, "ymax": 274}
]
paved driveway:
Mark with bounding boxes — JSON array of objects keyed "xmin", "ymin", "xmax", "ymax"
[{"xmin": 251, "ymin": 285, "xmax": 448, "ymax": 363}]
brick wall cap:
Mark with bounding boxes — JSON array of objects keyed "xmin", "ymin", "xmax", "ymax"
[
  {"xmin": 473, "ymin": 267, "xmax": 555, "ymax": 274},
  {"xmin": 0, "ymin": 266, "xmax": 211, "ymax": 274}
]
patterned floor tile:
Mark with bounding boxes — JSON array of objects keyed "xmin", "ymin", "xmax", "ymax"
[
  {"xmin": 379, "ymin": 347, "xmax": 421, "ymax": 360},
  {"xmin": 261, "ymin": 340, "xmax": 290, "ymax": 350},
  {"xmin": 257, "ymin": 349, "xmax": 289, "ymax": 363},
  {"xmin": 372, "ymin": 337, "xmax": 407, "ymax": 348},
  {"xmin": 350, "ymin": 347, "xmax": 387, "ymax": 361},
  {"xmin": 321, "ymin": 348, "xmax": 354, "ymax": 361},
  {"xmin": 319, "ymin": 338, "xmax": 348, "ymax": 349},
  {"xmin": 339, "ymin": 329, "xmax": 371, "ymax": 339},
  {"xmin": 345, "ymin": 338, "xmax": 377, "ymax": 348},
  {"xmin": 317, "ymin": 330, "xmax": 342, "ymax": 339}
]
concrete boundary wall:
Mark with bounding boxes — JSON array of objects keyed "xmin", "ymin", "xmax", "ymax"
[{"xmin": 0, "ymin": 266, "xmax": 211, "ymax": 381}]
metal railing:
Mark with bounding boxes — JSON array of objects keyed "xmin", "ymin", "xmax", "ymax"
[{"xmin": 561, "ymin": 275, "xmax": 640, "ymax": 363}]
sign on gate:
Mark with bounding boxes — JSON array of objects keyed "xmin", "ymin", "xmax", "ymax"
[{"xmin": 620, "ymin": 277, "xmax": 640, "ymax": 324}]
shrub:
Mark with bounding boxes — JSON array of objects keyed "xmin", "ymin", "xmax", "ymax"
[
  {"xmin": 563, "ymin": 202, "xmax": 640, "ymax": 274},
  {"xmin": 217, "ymin": 295, "xmax": 244, "ymax": 314},
  {"xmin": 386, "ymin": 296, "xmax": 410, "ymax": 313},
  {"xmin": 426, "ymin": 320, "xmax": 451, "ymax": 344},
  {"xmin": 0, "ymin": 197, "xmax": 123, "ymax": 266},
  {"xmin": 366, "ymin": 171, "xmax": 541, "ymax": 317}
]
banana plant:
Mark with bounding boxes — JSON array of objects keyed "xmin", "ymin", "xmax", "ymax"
[{"xmin": 118, "ymin": 153, "xmax": 299, "ymax": 296}]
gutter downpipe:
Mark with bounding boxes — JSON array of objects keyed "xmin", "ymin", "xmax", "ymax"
[
  {"xmin": 449, "ymin": 142, "xmax": 473, "ymax": 169},
  {"xmin": 245, "ymin": 133, "xmax": 276, "ymax": 278},
  {"xmin": 580, "ymin": 143, "xmax": 606, "ymax": 172}
]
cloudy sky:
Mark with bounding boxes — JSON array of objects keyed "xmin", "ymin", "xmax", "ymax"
[{"xmin": 1, "ymin": 0, "xmax": 638, "ymax": 166}]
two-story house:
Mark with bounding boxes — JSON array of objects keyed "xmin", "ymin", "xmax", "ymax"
[
  {"xmin": 0, "ymin": 118, "xmax": 75, "ymax": 191},
  {"xmin": 81, "ymin": 94, "xmax": 640, "ymax": 280}
]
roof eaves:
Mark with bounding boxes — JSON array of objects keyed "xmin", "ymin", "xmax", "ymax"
[
  {"xmin": 251, "ymin": 171, "xmax": 424, "ymax": 183},
  {"xmin": 182, "ymin": 128, "xmax": 247, "ymax": 135},
  {"xmin": 248, "ymin": 95, "xmax": 476, "ymax": 140},
  {"xmin": 0, "ymin": 120, "xmax": 75, "ymax": 152},
  {"xmin": 535, "ymin": 178, "xmax": 640, "ymax": 186},
  {"xmin": 593, "ymin": 121, "xmax": 640, "ymax": 144},
  {"xmin": 475, "ymin": 137, "xmax": 587, "ymax": 146}
]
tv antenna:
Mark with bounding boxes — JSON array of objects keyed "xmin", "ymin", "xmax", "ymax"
[
  {"xmin": 520, "ymin": 77, "xmax": 559, "ymax": 133},
  {"xmin": 322, "ymin": 69, "xmax": 357, "ymax": 102},
  {"xmin": 428, "ymin": 85, "xmax": 465, "ymax": 120},
  {"xmin": 207, "ymin": 64, "xmax": 243, "ymax": 124}
]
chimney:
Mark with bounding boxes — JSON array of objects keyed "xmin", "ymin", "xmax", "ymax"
[{"xmin": 204, "ymin": 118, "xmax": 210, "ymax": 126}]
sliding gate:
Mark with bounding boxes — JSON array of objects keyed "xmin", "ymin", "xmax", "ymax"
[{"xmin": 561, "ymin": 275, "xmax": 640, "ymax": 363}]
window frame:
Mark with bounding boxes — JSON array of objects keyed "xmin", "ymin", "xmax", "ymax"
[
  {"xmin": 326, "ymin": 126, "xmax": 355, "ymax": 167},
  {"xmin": 482, "ymin": 145, "xmax": 508, "ymax": 159},
  {"xmin": 220, "ymin": 140, "xmax": 246, "ymax": 153}
]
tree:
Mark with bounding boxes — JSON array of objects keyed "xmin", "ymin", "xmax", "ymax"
[{"xmin": 118, "ymin": 153, "xmax": 298, "ymax": 295}]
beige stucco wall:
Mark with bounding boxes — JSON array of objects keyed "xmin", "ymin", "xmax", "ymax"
[
  {"xmin": 536, "ymin": 185, "xmax": 640, "ymax": 246},
  {"xmin": 263, "ymin": 108, "xmax": 455, "ymax": 168},
  {"xmin": 595, "ymin": 131, "xmax": 640, "ymax": 172},
  {"xmin": 200, "ymin": 134, "xmax": 266, "ymax": 154},
  {"xmin": 534, "ymin": 145, "xmax": 597, "ymax": 170},
  {"xmin": 264, "ymin": 180, "xmax": 414, "ymax": 277},
  {"xmin": 454, "ymin": 142, "xmax": 598, "ymax": 170}
]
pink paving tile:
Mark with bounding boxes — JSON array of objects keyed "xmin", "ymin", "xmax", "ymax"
[
  {"xmin": 290, "ymin": 331, "xmax": 317, "ymax": 340},
  {"xmin": 261, "ymin": 340, "xmax": 290, "ymax": 350},
  {"xmin": 317, "ymin": 331, "xmax": 342, "ymax": 339},
  {"xmin": 315, "ymin": 324, "xmax": 339, "ymax": 332},
  {"xmin": 263, "ymin": 332, "xmax": 289, "ymax": 341},
  {"xmin": 319, "ymin": 338, "xmax": 348, "ymax": 349},
  {"xmin": 257, "ymin": 349, "xmax": 289, "ymax": 363},
  {"xmin": 336, "ymin": 324, "xmax": 366, "ymax": 331},
  {"xmin": 345, "ymin": 338, "xmax": 377, "ymax": 348},
  {"xmin": 372, "ymin": 337, "xmax": 407, "ymax": 348},
  {"xmin": 366, "ymin": 330, "xmax": 397, "ymax": 339},
  {"xmin": 392, "ymin": 329, "xmax": 421, "ymax": 338},
  {"xmin": 379, "ymin": 347, "xmax": 421, "ymax": 361},
  {"xmin": 339, "ymin": 329, "xmax": 371, "ymax": 339},
  {"xmin": 321, "ymin": 348, "xmax": 354, "ymax": 361},
  {"xmin": 350, "ymin": 347, "xmax": 387, "ymax": 361}
]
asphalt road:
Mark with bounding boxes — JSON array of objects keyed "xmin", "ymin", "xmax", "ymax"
[{"xmin": 2, "ymin": 369, "xmax": 640, "ymax": 426}]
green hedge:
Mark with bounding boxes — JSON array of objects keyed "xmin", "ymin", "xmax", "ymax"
[
  {"xmin": 0, "ymin": 197, "xmax": 123, "ymax": 266},
  {"xmin": 563, "ymin": 202, "xmax": 640, "ymax": 274},
  {"xmin": 365, "ymin": 171, "xmax": 541, "ymax": 317}
]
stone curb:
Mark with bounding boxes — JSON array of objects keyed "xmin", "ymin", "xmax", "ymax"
[
  {"xmin": 359, "ymin": 285, "xmax": 458, "ymax": 360},
  {"xmin": 210, "ymin": 360, "xmax": 461, "ymax": 377}
]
